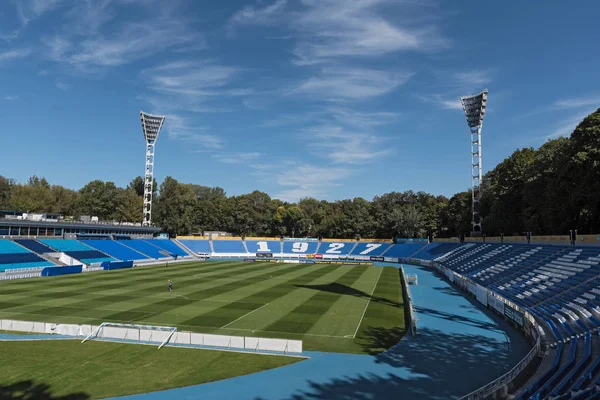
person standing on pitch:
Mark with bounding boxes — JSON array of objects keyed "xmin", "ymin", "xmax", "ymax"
[{"xmin": 168, "ymin": 279, "xmax": 173, "ymax": 292}]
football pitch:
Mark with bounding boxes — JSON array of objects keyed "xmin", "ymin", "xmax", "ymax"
[{"xmin": 0, "ymin": 261, "xmax": 407, "ymax": 354}]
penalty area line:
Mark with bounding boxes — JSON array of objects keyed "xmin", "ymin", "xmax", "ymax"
[
  {"xmin": 352, "ymin": 267, "xmax": 383, "ymax": 338},
  {"xmin": 220, "ymin": 303, "xmax": 270, "ymax": 329}
]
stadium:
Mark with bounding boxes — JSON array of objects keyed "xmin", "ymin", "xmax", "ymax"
[{"xmin": 2, "ymin": 2, "xmax": 600, "ymax": 400}]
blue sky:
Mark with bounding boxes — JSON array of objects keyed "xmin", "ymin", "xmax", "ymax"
[{"xmin": 1, "ymin": 0, "xmax": 599, "ymax": 202}]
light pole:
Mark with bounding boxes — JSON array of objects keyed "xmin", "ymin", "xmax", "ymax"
[
  {"xmin": 140, "ymin": 111, "xmax": 166, "ymax": 227},
  {"xmin": 461, "ymin": 90, "xmax": 488, "ymax": 236}
]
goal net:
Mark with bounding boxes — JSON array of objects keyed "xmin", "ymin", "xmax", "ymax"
[{"xmin": 82, "ymin": 322, "xmax": 177, "ymax": 349}]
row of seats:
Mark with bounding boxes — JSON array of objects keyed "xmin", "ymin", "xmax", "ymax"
[
  {"xmin": 429, "ymin": 241, "xmax": 600, "ymax": 399},
  {"xmin": 0, "ymin": 239, "xmax": 54, "ymax": 272},
  {"xmin": 0, "ymin": 239, "xmax": 191, "ymax": 270},
  {"xmin": 179, "ymin": 239, "xmax": 427, "ymax": 257}
]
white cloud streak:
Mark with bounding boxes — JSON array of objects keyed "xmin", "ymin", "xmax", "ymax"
[
  {"xmin": 212, "ymin": 152, "xmax": 262, "ymax": 164},
  {"xmin": 164, "ymin": 114, "xmax": 223, "ymax": 150},
  {"xmin": 293, "ymin": 67, "xmax": 412, "ymax": 100},
  {"xmin": 272, "ymin": 163, "xmax": 353, "ymax": 201},
  {"xmin": 553, "ymin": 96, "xmax": 600, "ymax": 110},
  {"xmin": 0, "ymin": 48, "xmax": 31, "ymax": 63},
  {"xmin": 306, "ymin": 125, "xmax": 392, "ymax": 164}
]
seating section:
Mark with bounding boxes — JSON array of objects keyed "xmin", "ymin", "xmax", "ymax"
[
  {"xmin": 246, "ymin": 240, "xmax": 282, "ymax": 254},
  {"xmin": 39, "ymin": 240, "xmax": 113, "ymax": 264},
  {"xmin": 432, "ymin": 241, "xmax": 600, "ymax": 398},
  {"xmin": 384, "ymin": 242, "xmax": 428, "ymax": 258},
  {"xmin": 282, "ymin": 240, "xmax": 319, "ymax": 254},
  {"xmin": 82, "ymin": 240, "xmax": 149, "ymax": 261},
  {"xmin": 318, "ymin": 241, "xmax": 355, "ymax": 255},
  {"xmin": 144, "ymin": 239, "xmax": 189, "ymax": 257},
  {"xmin": 0, "ymin": 239, "xmax": 54, "ymax": 272},
  {"xmin": 212, "ymin": 240, "xmax": 246, "ymax": 253},
  {"xmin": 350, "ymin": 242, "xmax": 392, "ymax": 256},
  {"xmin": 13, "ymin": 239, "xmax": 55, "ymax": 254},
  {"xmin": 411, "ymin": 242, "xmax": 462, "ymax": 260},
  {"xmin": 117, "ymin": 240, "xmax": 169, "ymax": 259},
  {"xmin": 179, "ymin": 239, "xmax": 212, "ymax": 254}
]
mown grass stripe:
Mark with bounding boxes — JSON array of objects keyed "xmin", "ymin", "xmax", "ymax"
[{"xmin": 263, "ymin": 266, "xmax": 369, "ymax": 335}]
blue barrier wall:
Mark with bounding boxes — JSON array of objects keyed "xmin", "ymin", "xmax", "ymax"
[
  {"xmin": 42, "ymin": 265, "xmax": 83, "ymax": 276},
  {"xmin": 102, "ymin": 260, "xmax": 134, "ymax": 270}
]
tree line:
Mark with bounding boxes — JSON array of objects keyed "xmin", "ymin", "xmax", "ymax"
[{"xmin": 1, "ymin": 108, "xmax": 598, "ymax": 238}]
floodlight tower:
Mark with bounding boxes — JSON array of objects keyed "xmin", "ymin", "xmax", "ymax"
[
  {"xmin": 460, "ymin": 90, "xmax": 488, "ymax": 235},
  {"xmin": 140, "ymin": 111, "xmax": 166, "ymax": 227}
]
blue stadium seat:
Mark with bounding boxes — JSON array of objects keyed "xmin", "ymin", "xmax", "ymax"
[
  {"xmin": 384, "ymin": 242, "xmax": 427, "ymax": 258},
  {"xmin": 179, "ymin": 239, "xmax": 212, "ymax": 254},
  {"xmin": 245, "ymin": 240, "xmax": 282, "ymax": 254},
  {"xmin": 350, "ymin": 242, "xmax": 391, "ymax": 256},
  {"xmin": 212, "ymin": 240, "xmax": 246, "ymax": 253},
  {"xmin": 82, "ymin": 240, "xmax": 149, "ymax": 261},
  {"xmin": 411, "ymin": 242, "xmax": 462, "ymax": 260},
  {"xmin": 0, "ymin": 239, "xmax": 54, "ymax": 272},
  {"xmin": 318, "ymin": 241, "xmax": 354, "ymax": 255},
  {"xmin": 13, "ymin": 239, "xmax": 55, "ymax": 254},
  {"xmin": 282, "ymin": 240, "xmax": 319, "ymax": 254},
  {"xmin": 117, "ymin": 240, "xmax": 167, "ymax": 259},
  {"xmin": 40, "ymin": 239, "xmax": 93, "ymax": 252},
  {"xmin": 144, "ymin": 239, "xmax": 189, "ymax": 257}
]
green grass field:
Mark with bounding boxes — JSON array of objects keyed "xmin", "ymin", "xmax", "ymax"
[
  {"xmin": 0, "ymin": 261, "xmax": 406, "ymax": 354},
  {"xmin": 0, "ymin": 340, "xmax": 300, "ymax": 399}
]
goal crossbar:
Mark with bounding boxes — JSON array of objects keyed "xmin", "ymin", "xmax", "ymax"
[{"xmin": 82, "ymin": 322, "xmax": 177, "ymax": 349}]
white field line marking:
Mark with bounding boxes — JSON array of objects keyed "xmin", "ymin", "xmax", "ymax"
[
  {"xmin": 155, "ymin": 293, "xmax": 190, "ymax": 300},
  {"xmin": 352, "ymin": 267, "xmax": 383, "ymax": 338},
  {"xmin": 220, "ymin": 303, "xmax": 270, "ymax": 329},
  {"xmin": 217, "ymin": 326, "xmax": 348, "ymax": 339}
]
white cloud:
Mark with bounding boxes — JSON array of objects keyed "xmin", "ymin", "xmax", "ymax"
[
  {"xmin": 306, "ymin": 125, "xmax": 392, "ymax": 164},
  {"xmin": 3, "ymin": 95, "xmax": 18, "ymax": 101},
  {"xmin": 553, "ymin": 96, "xmax": 600, "ymax": 110},
  {"xmin": 272, "ymin": 163, "xmax": 353, "ymax": 201},
  {"xmin": 164, "ymin": 114, "xmax": 223, "ymax": 150},
  {"xmin": 16, "ymin": 0, "xmax": 67, "ymax": 26},
  {"xmin": 325, "ymin": 106, "xmax": 398, "ymax": 128},
  {"xmin": 228, "ymin": 0, "xmax": 288, "ymax": 33},
  {"xmin": 0, "ymin": 48, "xmax": 31, "ymax": 63},
  {"xmin": 45, "ymin": 22, "xmax": 198, "ymax": 69},
  {"xmin": 417, "ymin": 93, "xmax": 463, "ymax": 110},
  {"xmin": 55, "ymin": 81, "xmax": 70, "ymax": 90},
  {"xmin": 547, "ymin": 109, "xmax": 596, "ymax": 139},
  {"xmin": 452, "ymin": 70, "xmax": 492, "ymax": 87},
  {"xmin": 289, "ymin": 0, "xmax": 446, "ymax": 65},
  {"xmin": 293, "ymin": 67, "xmax": 412, "ymax": 100},
  {"xmin": 142, "ymin": 60, "xmax": 243, "ymax": 98},
  {"xmin": 212, "ymin": 152, "xmax": 263, "ymax": 164}
]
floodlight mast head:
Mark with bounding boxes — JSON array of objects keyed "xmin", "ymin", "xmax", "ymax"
[
  {"xmin": 140, "ymin": 111, "xmax": 166, "ymax": 227},
  {"xmin": 460, "ymin": 90, "xmax": 488, "ymax": 236}
]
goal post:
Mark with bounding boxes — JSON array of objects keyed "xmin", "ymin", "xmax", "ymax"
[{"xmin": 82, "ymin": 322, "xmax": 177, "ymax": 349}]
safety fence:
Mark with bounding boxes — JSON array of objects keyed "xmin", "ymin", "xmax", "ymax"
[
  {"xmin": 0, "ymin": 319, "xmax": 303, "ymax": 354},
  {"xmin": 400, "ymin": 267, "xmax": 417, "ymax": 336}
]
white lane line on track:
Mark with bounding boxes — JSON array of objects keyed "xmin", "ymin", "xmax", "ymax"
[{"xmin": 352, "ymin": 267, "xmax": 383, "ymax": 338}]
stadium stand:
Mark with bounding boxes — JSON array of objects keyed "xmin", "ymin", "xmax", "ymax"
[
  {"xmin": 13, "ymin": 239, "xmax": 55, "ymax": 254},
  {"xmin": 40, "ymin": 239, "xmax": 114, "ymax": 264},
  {"xmin": 282, "ymin": 240, "xmax": 319, "ymax": 254},
  {"xmin": 245, "ymin": 240, "xmax": 282, "ymax": 254},
  {"xmin": 0, "ymin": 239, "xmax": 54, "ymax": 272},
  {"xmin": 115, "ymin": 239, "xmax": 169, "ymax": 259},
  {"xmin": 349, "ymin": 242, "xmax": 392, "ymax": 256},
  {"xmin": 384, "ymin": 242, "xmax": 428, "ymax": 258},
  {"xmin": 411, "ymin": 242, "xmax": 462, "ymax": 260},
  {"xmin": 426, "ymin": 241, "xmax": 600, "ymax": 398},
  {"xmin": 144, "ymin": 239, "xmax": 189, "ymax": 257},
  {"xmin": 178, "ymin": 239, "xmax": 211, "ymax": 254},
  {"xmin": 81, "ymin": 240, "xmax": 149, "ymax": 261},
  {"xmin": 318, "ymin": 241, "xmax": 355, "ymax": 255},
  {"xmin": 212, "ymin": 239, "xmax": 246, "ymax": 254}
]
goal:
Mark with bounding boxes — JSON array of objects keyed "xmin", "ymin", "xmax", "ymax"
[{"xmin": 82, "ymin": 322, "xmax": 177, "ymax": 349}]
